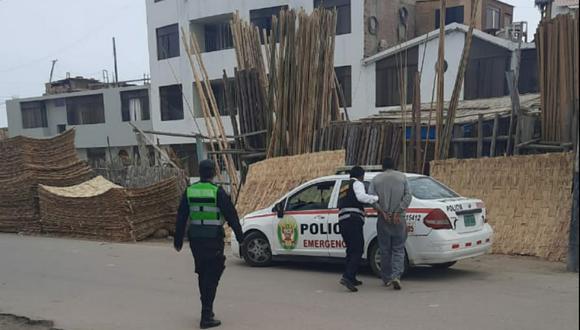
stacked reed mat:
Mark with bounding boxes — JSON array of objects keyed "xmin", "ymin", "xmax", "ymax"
[
  {"xmin": 39, "ymin": 176, "xmax": 180, "ymax": 242},
  {"xmin": 0, "ymin": 130, "xmax": 94, "ymax": 233},
  {"xmin": 431, "ymin": 152, "xmax": 574, "ymax": 262},
  {"xmin": 236, "ymin": 150, "xmax": 345, "ymax": 217},
  {"xmin": 126, "ymin": 177, "xmax": 180, "ymax": 241}
]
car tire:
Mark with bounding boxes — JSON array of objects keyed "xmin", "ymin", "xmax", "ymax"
[
  {"xmin": 241, "ymin": 232, "xmax": 272, "ymax": 267},
  {"xmin": 431, "ymin": 261, "xmax": 457, "ymax": 269},
  {"xmin": 369, "ymin": 241, "xmax": 410, "ymax": 278}
]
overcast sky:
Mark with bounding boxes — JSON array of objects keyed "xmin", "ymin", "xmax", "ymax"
[{"xmin": 0, "ymin": 0, "xmax": 540, "ymax": 128}]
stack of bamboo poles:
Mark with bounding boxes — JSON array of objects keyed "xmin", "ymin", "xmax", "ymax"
[
  {"xmin": 233, "ymin": 68, "xmax": 270, "ymax": 150},
  {"xmin": 231, "ymin": 8, "xmax": 340, "ymax": 158},
  {"xmin": 536, "ymin": 10, "xmax": 579, "ymax": 144},
  {"xmin": 438, "ymin": 0, "xmax": 481, "ymax": 160},
  {"xmin": 312, "ymin": 122, "xmax": 402, "ymax": 166},
  {"xmin": 181, "ymin": 29, "xmax": 240, "ymax": 198}
]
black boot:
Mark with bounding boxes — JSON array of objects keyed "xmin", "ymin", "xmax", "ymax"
[
  {"xmin": 200, "ymin": 317, "xmax": 221, "ymax": 329},
  {"xmin": 201, "ymin": 308, "xmax": 220, "ymax": 329}
]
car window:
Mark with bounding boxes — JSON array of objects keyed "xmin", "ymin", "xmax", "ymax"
[
  {"xmin": 286, "ymin": 181, "xmax": 335, "ymax": 211},
  {"xmin": 408, "ymin": 177, "xmax": 459, "ymax": 200}
]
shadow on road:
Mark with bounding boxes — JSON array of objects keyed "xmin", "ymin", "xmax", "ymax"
[{"xmin": 236, "ymin": 258, "xmax": 488, "ymax": 282}]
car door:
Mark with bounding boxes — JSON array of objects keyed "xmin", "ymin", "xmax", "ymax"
[{"xmin": 274, "ymin": 180, "xmax": 337, "ymax": 257}]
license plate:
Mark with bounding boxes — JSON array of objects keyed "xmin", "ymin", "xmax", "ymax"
[{"xmin": 464, "ymin": 214, "xmax": 476, "ymax": 227}]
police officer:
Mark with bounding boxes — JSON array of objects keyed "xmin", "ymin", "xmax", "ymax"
[
  {"xmin": 174, "ymin": 159, "xmax": 244, "ymax": 329},
  {"xmin": 337, "ymin": 166, "xmax": 379, "ymax": 292}
]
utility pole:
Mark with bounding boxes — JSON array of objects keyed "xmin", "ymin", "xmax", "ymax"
[
  {"xmin": 112, "ymin": 37, "xmax": 119, "ymax": 85},
  {"xmin": 435, "ymin": 0, "xmax": 446, "ymax": 159},
  {"xmin": 49, "ymin": 59, "xmax": 58, "ymax": 83},
  {"xmin": 568, "ymin": 135, "xmax": 579, "ymax": 272}
]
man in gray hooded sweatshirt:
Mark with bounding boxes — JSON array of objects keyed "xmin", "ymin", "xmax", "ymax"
[{"xmin": 369, "ymin": 157, "xmax": 412, "ymax": 290}]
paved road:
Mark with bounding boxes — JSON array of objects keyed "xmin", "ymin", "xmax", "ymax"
[{"xmin": 0, "ymin": 234, "xmax": 578, "ymax": 330}]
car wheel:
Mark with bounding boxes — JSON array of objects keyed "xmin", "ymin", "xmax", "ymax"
[
  {"xmin": 431, "ymin": 261, "xmax": 457, "ymax": 269},
  {"xmin": 369, "ymin": 241, "xmax": 410, "ymax": 278},
  {"xmin": 242, "ymin": 232, "xmax": 272, "ymax": 267}
]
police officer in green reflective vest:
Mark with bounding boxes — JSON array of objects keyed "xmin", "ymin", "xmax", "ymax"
[{"xmin": 174, "ymin": 159, "xmax": 244, "ymax": 329}]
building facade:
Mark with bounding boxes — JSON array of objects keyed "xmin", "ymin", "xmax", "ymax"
[
  {"xmin": 6, "ymin": 81, "xmax": 153, "ymax": 166},
  {"xmin": 363, "ymin": 23, "xmax": 537, "ymax": 106},
  {"xmin": 415, "ymin": 0, "xmax": 514, "ymax": 36},
  {"xmin": 145, "ymin": 0, "xmax": 421, "ymax": 147},
  {"xmin": 6, "ymin": 1, "xmax": 538, "ymax": 176}
]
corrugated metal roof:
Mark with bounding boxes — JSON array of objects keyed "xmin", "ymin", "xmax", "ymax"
[{"xmin": 360, "ymin": 94, "xmax": 540, "ymax": 125}]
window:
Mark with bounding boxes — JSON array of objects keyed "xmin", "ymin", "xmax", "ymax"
[
  {"xmin": 286, "ymin": 181, "xmax": 336, "ymax": 211},
  {"xmin": 519, "ymin": 50, "xmax": 539, "ymax": 94},
  {"xmin": 314, "ymin": 0, "xmax": 351, "ymax": 35},
  {"xmin": 205, "ymin": 79, "xmax": 234, "ymax": 116},
  {"xmin": 157, "ymin": 23, "xmax": 180, "ymax": 60},
  {"xmin": 504, "ymin": 14, "xmax": 512, "ymax": 28},
  {"xmin": 20, "ymin": 101, "xmax": 47, "ymax": 129},
  {"xmin": 335, "ymin": 66, "xmax": 352, "ymax": 107},
  {"xmin": 408, "ymin": 177, "xmax": 458, "ymax": 200},
  {"xmin": 191, "ymin": 14, "xmax": 235, "ymax": 53},
  {"xmin": 86, "ymin": 148, "xmax": 107, "ymax": 167},
  {"xmin": 170, "ymin": 144, "xmax": 199, "ymax": 176},
  {"xmin": 375, "ymin": 47, "xmax": 418, "ymax": 107},
  {"xmin": 250, "ymin": 5, "xmax": 288, "ymax": 42},
  {"xmin": 435, "ymin": 6, "xmax": 465, "ymax": 29},
  {"xmin": 486, "ymin": 6, "xmax": 500, "ymax": 30},
  {"xmin": 464, "ymin": 39, "xmax": 510, "ymax": 99},
  {"xmin": 160, "ymin": 85, "xmax": 184, "ymax": 121},
  {"xmin": 121, "ymin": 89, "xmax": 150, "ymax": 122},
  {"xmin": 66, "ymin": 94, "xmax": 105, "ymax": 125},
  {"xmin": 205, "ymin": 22, "xmax": 234, "ymax": 52}
]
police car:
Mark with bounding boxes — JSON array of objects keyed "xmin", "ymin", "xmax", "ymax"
[{"xmin": 232, "ymin": 171, "xmax": 493, "ymax": 276}]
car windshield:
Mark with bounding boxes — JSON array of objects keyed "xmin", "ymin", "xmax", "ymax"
[{"xmin": 408, "ymin": 177, "xmax": 459, "ymax": 200}]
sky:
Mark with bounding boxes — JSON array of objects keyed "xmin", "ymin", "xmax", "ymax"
[{"xmin": 0, "ymin": 0, "xmax": 540, "ymax": 128}]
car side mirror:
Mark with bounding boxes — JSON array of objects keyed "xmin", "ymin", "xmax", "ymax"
[{"xmin": 273, "ymin": 201, "xmax": 285, "ymax": 218}]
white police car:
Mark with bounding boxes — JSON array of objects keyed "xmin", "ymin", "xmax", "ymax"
[{"xmin": 232, "ymin": 172, "xmax": 493, "ymax": 276}]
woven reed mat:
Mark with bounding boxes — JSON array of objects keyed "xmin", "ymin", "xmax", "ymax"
[{"xmin": 431, "ymin": 152, "xmax": 574, "ymax": 262}]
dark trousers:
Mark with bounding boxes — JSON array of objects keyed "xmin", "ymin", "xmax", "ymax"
[
  {"xmin": 339, "ymin": 216, "xmax": 364, "ymax": 282},
  {"xmin": 189, "ymin": 237, "xmax": 226, "ymax": 319}
]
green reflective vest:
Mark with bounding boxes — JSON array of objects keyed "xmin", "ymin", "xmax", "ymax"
[{"xmin": 186, "ymin": 182, "xmax": 224, "ymax": 226}]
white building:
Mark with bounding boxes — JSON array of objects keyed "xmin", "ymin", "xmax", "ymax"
[
  {"xmin": 145, "ymin": 0, "xmax": 418, "ymax": 147},
  {"xmin": 363, "ymin": 23, "xmax": 538, "ymax": 107},
  {"xmin": 6, "ymin": 78, "xmax": 153, "ymax": 166},
  {"xmin": 145, "ymin": 1, "xmax": 536, "ymax": 140}
]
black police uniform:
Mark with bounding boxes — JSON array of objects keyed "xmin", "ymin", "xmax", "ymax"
[
  {"xmin": 337, "ymin": 179, "xmax": 366, "ymax": 284},
  {"xmin": 174, "ymin": 179, "xmax": 243, "ymax": 327}
]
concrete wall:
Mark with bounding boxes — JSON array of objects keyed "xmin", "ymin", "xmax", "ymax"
[
  {"xmin": 417, "ymin": 31, "xmax": 466, "ymax": 103},
  {"xmin": 483, "ymin": 0, "xmax": 514, "ymax": 30},
  {"xmin": 416, "ymin": 0, "xmax": 477, "ymax": 35},
  {"xmin": 6, "ymin": 86, "xmax": 153, "ymax": 150},
  {"xmin": 364, "ymin": 0, "xmax": 417, "ymax": 57},
  {"xmin": 415, "ymin": 0, "xmax": 513, "ymax": 36}
]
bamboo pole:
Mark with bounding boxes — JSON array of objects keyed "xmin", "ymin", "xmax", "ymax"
[
  {"xmin": 439, "ymin": 0, "xmax": 481, "ymax": 160},
  {"xmin": 435, "ymin": 0, "xmax": 446, "ymax": 160}
]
